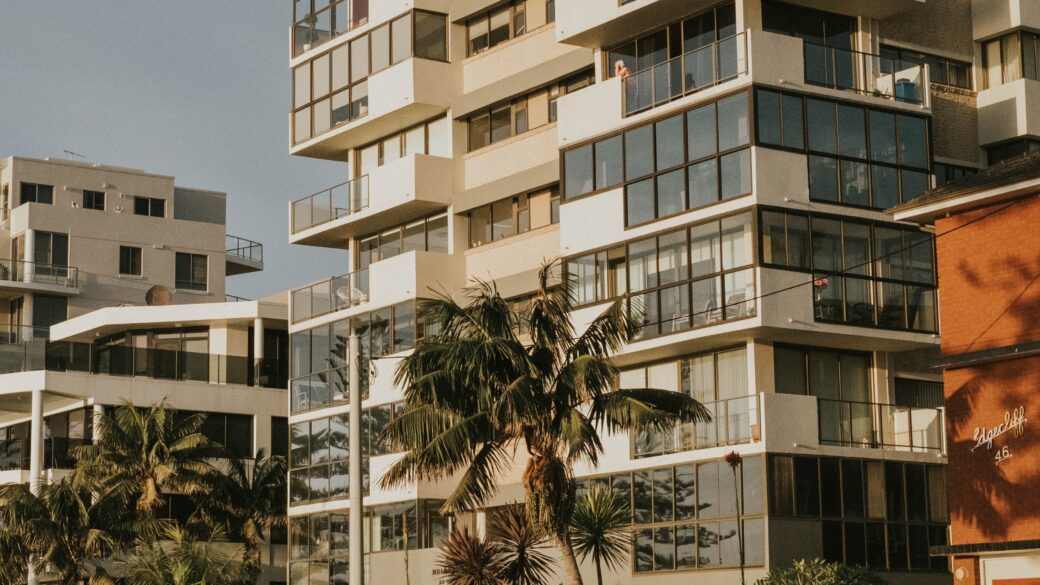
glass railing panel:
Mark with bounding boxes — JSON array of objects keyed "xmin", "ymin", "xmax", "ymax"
[
  {"xmin": 292, "ymin": 175, "xmax": 371, "ymax": 234},
  {"xmin": 291, "ymin": 268, "xmax": 370, "ymax": 323},
  {"xmin": 804, "ymin": 43, "xmax": 926, "ymax": 105},
  {"xmin": 819, "ymin": 399, "xmax": 944, "ymax": 453},
  {"xmin": 634, "ymin": 396, "xmax": 759, "ymax": 458}
]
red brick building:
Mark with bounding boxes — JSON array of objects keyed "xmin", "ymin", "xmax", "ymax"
[{"xmin": 894, "ymin": 155, "xmax": 1040, "ymax": 585}]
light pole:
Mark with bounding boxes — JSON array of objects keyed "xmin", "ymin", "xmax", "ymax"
[{"xmin": 349, "ymin": 332, "xmax": 364, "ymax": 585}]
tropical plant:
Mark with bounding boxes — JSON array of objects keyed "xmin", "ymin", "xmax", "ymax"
[
  {"xmin": 0, "ymin": 476, "xmax": 118, "ymax": 585},
  {"xmin": 74, "ymin": 399, "xmax": 216, "ymax": 518},
  {"xmin": 725, "ymin": 450, "xmax": 747, "ymax": 585},
  {"xmin": 756, "ymin": 558, "xmax": 887, "ymax": 585},
  {"xmin": 488, "ymin": 506, "xmax": 555, "ymax": 585},
  {"xmin": 381, "ymin": 262, "xmax": 710, "ymax": 585},
  {"xmin": 118, "ymin": 525, "xmax": 244, "ymax": 585},
  {"xmin": 199, "ymin": 448, "xmax": 287, "ymax": 584},
  {"xmin": 569, "ymin": 487, "xmax": 631, "ymax": 585},
  {"xmin": 435, "ymin": 528, "xmax": 504, "ymax": 585}
]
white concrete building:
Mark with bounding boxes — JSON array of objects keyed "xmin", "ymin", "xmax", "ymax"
[{"xmin": 283, "ymin": 1, "xmax": 1038, "ymax": 583}]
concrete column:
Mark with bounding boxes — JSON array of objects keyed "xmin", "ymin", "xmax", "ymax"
[
  {"xmin": 23, "ymin": 228, "xmax": 34, "ymax": 284},
  {"xmin": 253, "ymin": 318, "xmax": 264, "ymax": 385},
  {"xmin": 27, "ymin": 389, "xmax": 43, "ymax": 585},
  {"xmin": 92, "ymin": 402, "xmax": 105, "ymax": 443},
  {"xmin": 254, "ymin": 414, "xmax": 271, "ymax": 457},
  {"xmin": 349, "ymin": 333, "xmax": 364, "ymax": 585}
]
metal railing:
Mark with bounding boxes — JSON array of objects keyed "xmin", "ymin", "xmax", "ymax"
[
  {"xmin": 817, "ymin": 398, "xmax": 944, "ymax": 453},
  {"xmin": 623, "ymin": 33, "xmax": 747, "ymax": 116},
  {"xmin": 0, "ymin": 259, "xmax": 79, "ymax": 288},
  {"xmin": 0, "ymin": 340, "xmax": 288, "ymax": 389},
  {"xmin": 291, "ymin": 268, "xmax": 370, "ymax": 323},
  {"xmin": 803, "ymin": 42, "xmax": 928, "ymax": 105},
  {"xmin": 225, "ymin": 294, "xmax": 251, "ymax": 302},
  {"xmin": 227, "ymin": 235, "xmax": 264, "ymax": 263},
  {"xmin": 292, "ymin": 0, "xmax": 369, "ymax": 57},
  {"xmin": 291, "ymin": 175, "xmax": 370, "ymax": 234},
  {"xmin": 635, "ymin": 395, "xmax": 760, "ymax": 458}
]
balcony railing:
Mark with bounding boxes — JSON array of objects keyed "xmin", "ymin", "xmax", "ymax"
[
  {"xmin": 0, "ymin": 259, "xmax": 79, "ymax": 288},
  {"xmin": 227, "ymin": 235, "xmax": 264, "ymax": 263},
  {"xmin": 292, "ymin": 175, "xmax": 370, "ymax": 234},
  {"xmin": 803, "ymin": 42, "xmax": 928, "ymax": 105},
  {"xmin": 634, "ymin": 395, "xmax": 761, "ymax": 458},
  {"xmin": 818, "ymin": 398, "xmax": 944, "ymax": 453},
  {"xmin": 0, "ymin": 340, "xmax": 288, "ymax": 389},
  {"xmin": 291, "ymin": 268, "xmax": 370, "ymax": 323},
  {"xmin": 623, "ymin": 33, "xmax": 747, "ymax": 116},
  {"xmin": 292, "ymin": 0, "xmax": 370, "ymax": 57}
]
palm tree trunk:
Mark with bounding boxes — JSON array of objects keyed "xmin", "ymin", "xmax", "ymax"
[
  {"xmin": 554, "ymin": 531, "xmax": 584, "ymax": 585},
  {"xmin": 595, "ymin": 557, "xmax": 603, "ymax": 585},
  {"xmin": 243, "ymin": 540, "xmax": 262, "ymax": 585}
]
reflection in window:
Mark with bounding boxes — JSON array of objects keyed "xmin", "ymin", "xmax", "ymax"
[{"xmin": 468, "ymin": 186, "xmax": 560, "ymax": 247}]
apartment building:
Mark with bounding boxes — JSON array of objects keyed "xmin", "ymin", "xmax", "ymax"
[
  {"xmin": 280, "ymin": 0, "xmax": 1032, "ymax": 583},
  {"xmin": 0, "ymin": 157, "xmax": 290, "ymax": 585}
]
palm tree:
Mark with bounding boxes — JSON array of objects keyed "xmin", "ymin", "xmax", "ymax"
[
  {"xmin": 569, "ymin": 487, "xmax": 631, "ymax": 585},
  {"xmin": 200, "ymin": 448, "xmax": 287, "ymax": 584},
  {"xmin": 381, "ymin": 262, "xmax": 710, "ymax": 585},
  {"xmin": 74, "ymin": 400, "xmax": 216, "ymax": 519},
  {"xmin": 435, "ymin": 529, "xmax": 503, "ymax": 585},
  {"xmin": 118, "ymin": 525, "xmax": 244, "ymax": 585},
  {"xmin": 0, "ymin": 476, "xmax": 118, "ymax": 584},
  {"xmin": 488, "ymin": 506, "xmax": 555, "ymax": 585}
]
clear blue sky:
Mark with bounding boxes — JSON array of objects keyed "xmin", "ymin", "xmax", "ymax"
[{"xmin": 0, "ymin": 1, "xmax": 345, "ymax": 299}]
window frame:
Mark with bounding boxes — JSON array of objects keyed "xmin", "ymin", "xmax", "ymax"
[
  {"xmin": 118, "ymin": 245, "xmax": 143, "ymax": 277},
  {"xmin": 174, "ymin": 252, "xmax": 208, "ymax": 292},
  {"xmin": 82, "ymin": 190, "xmax": 105, "ymax": 211},
  {"xmin": 467, "ymin": 185, "xmax": 561, "ymax": 248}
]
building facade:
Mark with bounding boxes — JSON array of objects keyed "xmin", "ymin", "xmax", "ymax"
[
  {"xmin": 281, "ymin": 0, "xmax": 1040, "ymax": 583},
  {"xmin": 0, "ymin": 157, "xmax": 289, "ymax": 584},
  {"xmin": 893, "ymin": 155, "xmax": 1040, "ymax": 585}
]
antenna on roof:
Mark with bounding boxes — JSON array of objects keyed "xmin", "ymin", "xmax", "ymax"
[{"xmin": 63, "ymin": 149, "xmax": 85, "ymax": 159}]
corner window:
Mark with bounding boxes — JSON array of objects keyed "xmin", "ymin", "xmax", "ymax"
[
  {"xmin": 175, "ymin": 252, "xmax": 207, "ymax": 291},
  {"xmin": 20, "ymin": 183, "xmax": 53, "ymax": 205},
  {"xmin": 119, "ymin": 246, "xmax": 143, "ymax": 276},
  {"xmin": 983, "ymin": 31, "xmax": 1040, "ymax": 89},
  {"xmin": 133, "ymin": 197, "xmax": 165, "ymax": 218},
  {"xmin": 82, "ymin": 190, "xmax": 105, "ymax": 211}
]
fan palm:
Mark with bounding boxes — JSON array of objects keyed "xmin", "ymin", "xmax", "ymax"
[
  {"xmin": 74, "ymin": 399, "xmax": 216, "ymax": 518},
  {"xmin": 569, "ymin": 487, "xmax": 631, "ymax": 585},
  {"xmin": 381, "ymin": 261, "xmax": 710, "ymax": 585},
  {"xmin": 118, "ymin": 525, "xmax": 244, "ymax": 585},
  {"xmin": 0, "ymin": 476, "xmax": 118, "ymax": 585},
  {"xmin": 199, "ymin": 448, "xmax": 287, "ymax": 584},
  {"xmin": 488, "ymin": 506, "xmax": 555, "ymax": 585}
]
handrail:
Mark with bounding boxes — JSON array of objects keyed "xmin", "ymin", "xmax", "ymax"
[
  {"xmin": 0, "ymin": 258, "xmax": 79, "ymax": 288},
  {"xmin": 802, "ymin": 41, "xmax": 929, "ymax": 105},
  {"xmin": 291, "ymin": 175, "xmax": 370, "ymax": 234},
  {"xmin": 226, "ymin": 235, "xmax": 264, "ymax": 263},
  {"xmin": 817, "ymin": 397, "xmax": 944, "ymax": 453},
  {"xmin": 634, "ymin": 395, "xmax": 760, "ymax": 458},
  {"xmin": 291, "ymin": 267, "xmax": 370, "ymax": 323},
  {"xmin": 622, "ymin": 32, "xmax": 748, "ymax": 116}
]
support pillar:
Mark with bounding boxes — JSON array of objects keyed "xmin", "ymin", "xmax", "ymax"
[
  {"xmin": 23, "ymin": 228, "xmax": 34, "ymax": 284},
  {"xmin": 27, "ymin": 389, "xmax": 43, "ymax": 585},
  {"xmin": 349, "ymin": 333, "xmax": 363, "ymax": 585},
  {"xmin": 253, "ymin": 317, "xmax": 264, "ymax": 385}
]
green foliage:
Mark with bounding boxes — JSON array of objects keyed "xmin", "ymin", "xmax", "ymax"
[
  {"xmin": 118, "ymin": 525, "xmax": 243, "ymax": 585},
  {"xmin": 569, "ymin": 487, "xmax": 631, "ymax": 585},
  {"xmin": 756, "ymin": 559, "xmax": 888, "ymax": 585},
  {"xmin": 488, "ymin": 506, "xmax": 555, "ymax": 585},
  {"xmin": 435, "ymin": 529, "xmax": 504, "ymax": 585},
  {"xmin": 383, "ymin": 261, "xmax": 709, "ymax": 585}
]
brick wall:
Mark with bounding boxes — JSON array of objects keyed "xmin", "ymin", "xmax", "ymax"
[
  {"xmin": 878, "ymin": 0, "xmax": 974, "ymax": 57},
  {"xmin": 935, "ymin": 193, "xmax": 1040, "ymax": 355},
  {"xmin": 932, "ymin": 87, "xmax": 980, "ymax": 163}
]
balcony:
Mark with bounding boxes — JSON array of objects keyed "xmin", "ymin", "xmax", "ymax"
[
  {"xmin": 977, "ymin": 78, "xmax": 1040, "ymax": 146},
  {"xmin": 291, "ymin": 0, "xmax": 369, "ymax": 58},
  {"xmin": 291, "ymin": 268, "xmax": 370, "ymax": 323},
  {"xmin": 634, "ymin": 396, "xmax": 761, "ymax": 458},
  {"xmin": 622, "ymin": 33, "xmax": 747, "ymax": 116},
  {"xmin": 817, "ymin": 398, "xmax": 944, "ymax": 454},
  {"xmin": 801, "ymin": 42, "xmax": 928, "ymax": 105},
  {"xmin": 0, "ymin": 259, "xmax": 79, "ymax": 296},
  {"xmin": 226, "ymin": 235, "xmax": 264, "ymax": 276},
  {"xmin": 290, "ymin": 154, "xmax": 453, "ymax": 247}
]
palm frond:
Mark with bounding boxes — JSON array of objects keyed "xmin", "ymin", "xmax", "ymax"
[{"xmin": 589, "ymin": 388, "xmax": 711, "ymax": 433}]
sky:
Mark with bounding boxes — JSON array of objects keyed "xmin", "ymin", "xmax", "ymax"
[{"xmin": 0, "ymin": 1, "xmax": 345, "ymax": 300}]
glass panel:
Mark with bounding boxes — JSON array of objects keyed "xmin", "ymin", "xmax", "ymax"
[
  {"xmin": 717, "ymin": 92, "xmax": 749, "ymax": 151},
  {"xmin": 783, "ymin": 94, "xmax": 805, "ymax": 149},
  {"xmin": 626, "ymin": 179, "xmax": 655, "ymax": 226},
  {"xmin": 656, "ymin": 168, "xmax": 686, "ymax": 217},
  {"xmin": 688, "ymin": 158, "xmax": 718, "ymax": 208},
  {"xmin": 686, "ymin": 103, "xmax": 717, "ymax": 160},
  {"xmin": 719, "ymin": 149, "xmax": 750, "ymax": 199},
  {"xmin": 806, "ymin": 99, "xmax": 837, "ymax": 154},
  {"xmin": 756, "ymin": 89, "xmax": 781, "ymax": 146},
  {"xmin": 808, "ymin": 156, "xmax": 838, "ymax": 201},
  {"xmin": 564, "ymin": 144, "xmax": 594, "ymax": 197},
  {"xmin": 626, "ymin": 124, "xmax": 655, "ymax": 179},
  {"xmin": 655, "ymin": 115, "xmax": 685, "ymax": 171},
  {"xmin": 594, "ymin": 136, "xmax": 623, "ymax": 190}
]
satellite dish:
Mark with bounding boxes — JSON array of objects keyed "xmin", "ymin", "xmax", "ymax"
[{"xmin": 145, "ymin": 285, "xmax": 173, "ymax": 306}]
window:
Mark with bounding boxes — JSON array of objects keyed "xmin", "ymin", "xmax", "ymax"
[
  {"xmin": 755, "ymin": 89, "xmax": 931, "ymax": 208},
  {"xmin": 133, "ymin": 196, "xmax": 165, "ymax": 218},
  {"xmin": 576, "ymin": 456, "xmax": 764, "ymax": 574},
  {"xmin": 33, "ymin": 231, "xmax": 69, "ymax": 271},
  {"xmin": 467, "ymin": 0, "xmax": 531, "ymax": 56},
  {"xmin": 198, "ymin": 412, "xmax": 253, "ymax": 459},
  {"xmin": 468, "ymin": 186, "xmax": 560, "ymax": 247},
  {"xmin": 760, "ymin": 208, "xmax": 937, "ymax": 332},
  {"xmin": 82, "ymin": 190, "xmax": 105, "ymax": 211},
  {"xmin": 119, "ymin": 246, "xmax": 142, "ymax": 276},
  {"xmin": 983, "ymin": 31, "xmax": 1040, "ymax": 89},
  {"xmin": 272, "ymin": 417, "xmax": 289, "ymax": 459},
  {"xmin": 608, "ymin": 3, "xmax": 736, "ymax": 79},
  {"xmin": 880, "ymin": 45, "xmax": 972, "ymax": 90},
  {"xmin": 292, "ymin": 10, "xmax": 448, "ymax": 144},
  {"xmin": 32, "ymin": 295, "xmax": 67, "ymax": 340},
  {"xmin": 175, "ymin": 252, "xmax": 207, "ymax": 291},
  {"xmin": 467, "ymin": 69, "xmax": 593, "ymax": 151},
  {"xmin": 565, "ymin": 212, "xmax": 755, "ymax": 338},
  {"xmin": 20, "ymin": 183, "xmax": 53, "ymax": 205},
  {"xmin": 356, "ymin": 212, "xmax": 449, "ymax": 269},
  {"xmin": 354, "ymin": 117, "xmax": 450, "ymax": 176},
  {"xmin": 563, "ymin": 90, "xmax": 752, "ymax": 223},
  {"xmin": 624, "ymin": 347, "xmax": 754, "ymax": 457},
  {"xmin": 769, "ymin": 455, "xmax": 948, "ymax": 572},
  {"xmin": 292, "ymin": 0, "xmax": 370, "ymax": 56},
  {"xmin": 987, "ymin": 139, "xmax": 1040, "ymax": 166},
  {"xmin": 933, "ymin": 162, "xmax": 978, "ymax": 187}
]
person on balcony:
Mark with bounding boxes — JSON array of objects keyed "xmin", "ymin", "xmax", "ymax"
[{"xmin": 614, "ymin": 59, "xmax": 632, "ymax": 79}]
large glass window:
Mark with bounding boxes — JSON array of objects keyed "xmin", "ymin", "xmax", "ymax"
[
  {"xmin": 880, "ymin": 45, "xmax": 972, "ymax": 90},
  {"xmin": 983, "ymin": 31, "xmax": 1040, "ymax": 88},
  {"xmin": 19, "ymin": 183, "xmax": 53, "ymax": 205},
  {"xmin": 292, "ymin": 0, "xmax": 370, "ymax": 56},
  {"xmin": 466, "ymin": 0, "xmax": 553, "ymax": 56},
  {"xmin": 468, "ymin": 186, "xmax": 560, "ymax": 247},
  {"xmin": 175, "ymin": 253, "xmax": 208, "ymax": 291},
  {"xmin": 563, "ymin": 91, "xmax": 752, "ymax": 224},
  {"xmin": 354, "ymin": 117, "xmax": 450, "ymax": 176},
  {"xmin": 755, "ymin": 89, "xmax": 931, "ymax": 208},
  {"xmin": 759, "ymin": 208, "xmax": 937, "ymax": 332},
  {"xmin": 356, "ymin": 212, "xmax": 450, "ymax": 268}
]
